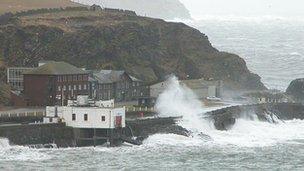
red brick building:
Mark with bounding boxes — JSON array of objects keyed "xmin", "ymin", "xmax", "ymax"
[{"xmin": 23, "ymin": 62, "xmax": 89, "ymax": 106}]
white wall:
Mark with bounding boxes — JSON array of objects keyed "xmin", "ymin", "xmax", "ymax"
[{"xmin": 46, "ymin": 106, "xmax": 125, "ymax": 129}]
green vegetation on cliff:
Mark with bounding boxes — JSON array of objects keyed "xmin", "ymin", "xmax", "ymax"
[
  {"xmin": 0, "ymin": 0, "xmax": 85, "ymax": 14},
  {"xmin": 0, "ymin": 8, "xmax": 266, "ymax": 90}
]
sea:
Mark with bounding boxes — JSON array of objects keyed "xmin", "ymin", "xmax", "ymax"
[{"xmin": 1, "ymin": 15, "xmax": 304, "ymax": 170}]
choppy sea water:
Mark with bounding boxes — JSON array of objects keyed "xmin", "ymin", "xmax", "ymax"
[
  {"xmin": 187, "ymin": 16, "xmax": 304, "ymax": 90},
  {"xmin": 2, "ymin": 119, "xmax": 304, "ymax": 170}
]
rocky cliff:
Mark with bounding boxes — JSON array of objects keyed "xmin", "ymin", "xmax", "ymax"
[
  {"xmin": 0, "ymin": 7, "xmax": 266, "ymax": 90},
  {"xmin": 72, "ymin": 0, "xmax": 191, "ymax": 20},
  {"xmin": 286, "ymin": 78, "xmax": 304, "ymax": 102}
]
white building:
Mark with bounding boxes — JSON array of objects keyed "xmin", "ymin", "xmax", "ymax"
[
  {"xmin": 150, "ymin": 78, "xmax": 223, "ymax": 99},
  {"xmin": 44, "ymin": 96, "xmax": 125, "ymax": 129}
]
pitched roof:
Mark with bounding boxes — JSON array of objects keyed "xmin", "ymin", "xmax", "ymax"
[
  {"xmin": 24, "ymin": 61, "xmax": 88, "ymax": 75},
  {"xmin": 93, "ymin": 70, "xmax": 141, "ymax": 84}
]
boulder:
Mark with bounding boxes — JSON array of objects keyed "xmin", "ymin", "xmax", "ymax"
[{"xmin": 286, "ymin": 78, "xmax": 304, "ymax": 102}]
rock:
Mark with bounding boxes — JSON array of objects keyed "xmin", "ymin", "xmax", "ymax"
[
  {"xmin": 207, "ymin": 103, "xmax": 304, "ymax": 130},
  {"xmin": 126, "ymin": 117, "xmax": 190, "ymax": 138},
  {"xmin": 286, "ymin": 78, "xmax": 304, "ymax": 102}
]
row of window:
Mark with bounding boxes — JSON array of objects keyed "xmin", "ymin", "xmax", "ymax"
[
  {"xmin": 98, "ymin": 84, "xmax": 112, "ymax": 90},
  {"xmin": 58, "ymin": 84, "xmax": 88, "ymax": 91},
  {"xmin": 8, "ymin": 68, "xmax": 30, "ymax": 78},
  {"xmin": 72, "ymin": 114, "xmax": 106, "ymax": 122},
  {"xmin": 57, "ymin": 75, "xmax": 88, "ymax": 82},
  {"xmin": 116, "ymin": 81, "xmax": 141, "ymax": 89},
  {"xmin": 9, "ymin": 81, "xmax": 23, "ymax": 89}
]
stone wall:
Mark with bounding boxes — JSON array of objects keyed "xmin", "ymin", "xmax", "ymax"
[{"xmin": 0, "ymin": 123, "xmax": 75, "ymax": 147}]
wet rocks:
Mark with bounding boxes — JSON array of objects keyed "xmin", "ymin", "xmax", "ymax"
[
  {"xmin": 286, "ymin": 78, "xmax": 304, "ymax": 102},
  {"xmin": 207, "ymin": 103, "xmax": 304, "ymax": 130},
  {"xmin": 126, "ymin": 117, "xmax": 190, "ymax": 139}
]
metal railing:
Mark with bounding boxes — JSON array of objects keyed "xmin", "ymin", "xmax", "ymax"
[
  {"xmin": 0, "ymin": 110, "xmax": 45, "ymax": 118},
  {"xmin": 125, "ymin": 106, "xmax": 155, "ymax": 112}
]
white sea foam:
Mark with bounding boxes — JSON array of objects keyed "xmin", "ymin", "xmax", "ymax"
[
  {"xmin": 154, "ymin": 76, "xmax": 304, "ymax": 147},
  {"xmin": 0, "ymin": 138, "xmax": 51, "ymax": 161},
  {"xmin": 155, "ymin": 76, "xmax": 212, "ymax": 133}
]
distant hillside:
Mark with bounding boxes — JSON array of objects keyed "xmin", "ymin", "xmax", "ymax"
[
  {"xmin": 72, "ymin": 0, "xmax": 191, "ymax": 20},
  {"xmin": 0, "ymin": 0, "xmax": 85, "ymax": 14},
  {"xmin": 0, "ymin": 7, "xmax": 266, "ymax": 91}
]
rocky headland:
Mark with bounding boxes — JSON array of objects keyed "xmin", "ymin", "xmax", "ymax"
[
  {"xmin": 286, "ymin": 78, "xmax": 304, "ymax": 103},
  {"xmin": 0, "ymin": 7, "xmax": 265, "ymax": 92}
]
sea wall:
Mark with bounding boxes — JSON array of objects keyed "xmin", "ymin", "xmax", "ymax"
[
  {"xmin": 0, "ymin": 123, "xmax": 75, "ymax": 147},
  {"xmin": 0, "ymin": 117, "xmax": 186, "ymax": 147}
]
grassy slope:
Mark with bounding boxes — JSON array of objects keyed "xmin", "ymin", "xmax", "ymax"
[{"xmin": 0, "ymin": 0, "xmax": 85, "ymax": 14}]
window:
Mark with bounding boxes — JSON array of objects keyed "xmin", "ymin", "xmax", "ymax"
[
  {"xmin": 84, "ymin": 84, "xmax": 87, "ymax": 90},
  {"xmin": 74, "ymin": 85, "xmax": 77, "ymax": 90},
  {"xmin": 84, "ymin": 114, "xmax": 88, "ymax": 121},
  {"xmin": 73, "ymin": 75, "xmax": 77, "ymax": 81},
  {"xmin": 63, "ymin": 85, "xmax": 66, "ymax": 91},
  {"xmin": 68, "ymin": 85, "xmax": 71, "ymax": 90},
  {"xmin": 58, "ymin": 86, "xmax": 61, "ymax": 91},
  {"xmin": 101, "ymin": 116, "xmax": 105, "ymax": 122},
  {"xmin": 72, "ymin": 114, "xmax": 76, "ymax": 121}
]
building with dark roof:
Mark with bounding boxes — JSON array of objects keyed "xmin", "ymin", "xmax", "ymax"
[
  {"xmin": 24, "ymin": 61, "xmax": 89, "ymax": 106},
  {"xmin": 90, "ymin": 70, "xmax": 148, "ymax": 102}
]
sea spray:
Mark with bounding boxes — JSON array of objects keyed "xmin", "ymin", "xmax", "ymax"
[
  {"xmin": 155, "ymin": 76, "xmax": 211, "ymax": 133},
  {"xmin": 0, "ymin": 138, "xmax": 10, "ymax": 149}
]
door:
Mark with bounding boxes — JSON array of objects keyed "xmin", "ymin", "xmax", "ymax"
[{"xmin": 115, "ymin": 116, "xmax": 122, "ymax": 128}]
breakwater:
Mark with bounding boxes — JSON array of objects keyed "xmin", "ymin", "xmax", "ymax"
[{"xmin": 206, "ymin": 103, "xmax": 304, "ymax": 130}]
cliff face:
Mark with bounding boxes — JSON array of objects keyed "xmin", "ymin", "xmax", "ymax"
[
  {"xmin": 286, "ymin": 78, "xmax": 304, "ymax": 102},
  {"xmin": 0, "ymin": 8, "xmax": 266, "ymax": 90},
  {"xmin": 72, "ymin": 0, "xmax": 191, "ymax": 20}
]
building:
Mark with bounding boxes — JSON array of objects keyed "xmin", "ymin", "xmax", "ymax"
[
  {"xmin": 6, "ymin": 61, "xmax": 53, "ymax": 91},
  {"xmin": 43, "ymin": 95, "xmax": 127, "ymax": 146},
  {"xmin": 91, "ymin": 70, "xmax": 149, "ymax": 102},
  {"xmin": 150, "ymin": 78, "xmax": 223, "ymax": 99},
  {"xmin": 23, "ymin": 61, "xmax": 89, "ymax": 106},
  {"xmin": 7, "ymin": 67, "xmax": 34, "ymax": 91},
  {"xmin": 44, "ymin": 96, "xmax": 125, "ymax": 129}
]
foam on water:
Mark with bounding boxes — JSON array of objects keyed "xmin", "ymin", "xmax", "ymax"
[
  {"xmin": 0, "ymin": 138, "xmax": 51, "ymax": 161},
  {"xmin": 155, "ymin": 76, "xmax": 304, "ymax": 148}
]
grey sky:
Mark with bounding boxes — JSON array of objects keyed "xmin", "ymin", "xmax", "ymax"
[{"xmin": 180, "ymin": 0, "xmax": 304, "ymax": 17}]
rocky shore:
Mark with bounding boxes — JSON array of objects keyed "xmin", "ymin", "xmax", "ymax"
[{"xmin": 206, "ymin": 103, "xmax": 304, "ymax": 130}]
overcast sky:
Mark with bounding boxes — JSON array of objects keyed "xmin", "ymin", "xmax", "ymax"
[{"xmin": 180, "ymin": 0, "xmax": 304, "ymax": 17}]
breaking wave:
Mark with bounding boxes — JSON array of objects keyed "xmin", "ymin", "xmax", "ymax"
[
  {"xmin": 154, "ymin": 77, "xmax": 304, "ymax": 147},
  {"xmin": 0, "ymin": 138, "xmax": 50, "ymax": 161}
]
